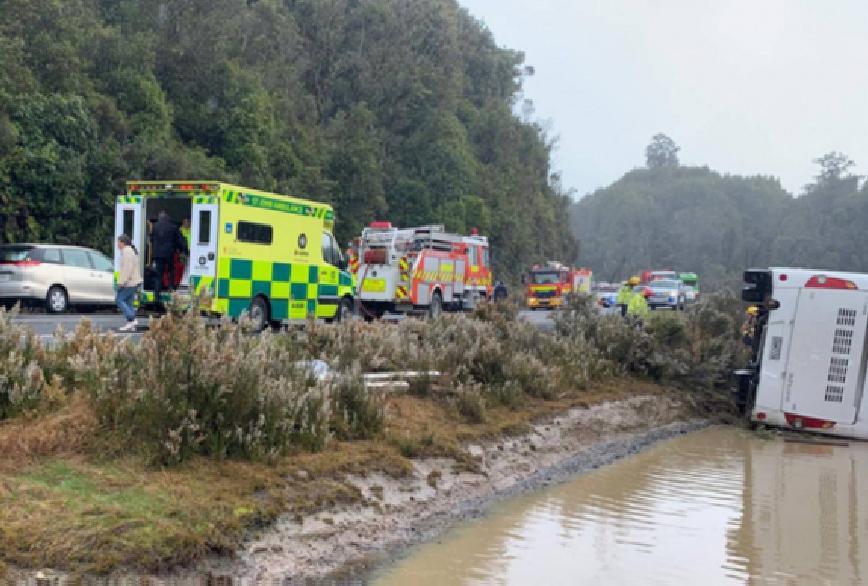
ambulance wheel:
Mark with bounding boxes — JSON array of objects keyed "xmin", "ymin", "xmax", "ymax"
[
  {"xmin": 429, "ymin": 290, "xmax": 443, "ymax": 319},
  {"xmin": 330, "ymin": 297, "xmax": 354, "ymax": 323},
  {"xmin": 248, "ymin": 296, "xmax": 270, "ymax": 332},
  {"xmin": 46, "ymin": 286, "xmax": 68, "ymax": 313}
]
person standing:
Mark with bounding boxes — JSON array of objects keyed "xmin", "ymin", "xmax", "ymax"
[
  {"xmin": 616, "ymin": 276, "xmax": 639, "ymax": 317},
  {"xmin": 150, "ymin": 211, "xmax": 187, "ymax": 301},
  {"xmin": 627, "ymin": 286, "xmax": 650, "ymax": 324},
  {"xmin": 116, "ymin": 234, "xmax": 143, "ymax": 332},
  {"xmin": 180, "ymin": 217, "xmax": 192, "ymax": 251}
]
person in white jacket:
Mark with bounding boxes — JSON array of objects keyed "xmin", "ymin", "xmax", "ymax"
[{"xmin": 116, "ymin": 234, "xmax": 143, "ymax": 331}]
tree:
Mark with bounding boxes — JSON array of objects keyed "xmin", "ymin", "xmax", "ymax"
[
  {"xmin": 812, "ymin": 151, "xmax": 855, "ymax": 184},
  {"xmin": 645, "ymin": 133, "xmax": 680, "ymax": 168}
]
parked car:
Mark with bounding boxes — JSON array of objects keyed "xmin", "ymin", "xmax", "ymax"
[
  {"xmin": 647, "ymin": 279, "xmax": 685, "ymax": 310},
  {"xmin": 0, "ymin": 244, "xmax": 116, "ymax": 312}
]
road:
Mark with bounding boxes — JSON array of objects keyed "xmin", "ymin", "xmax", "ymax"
[
  {"xmin": 517, "ymin": 309, "xmax": 557, "ymax": 332},
  {"xmin": 12, "ymin": 309, "xmax": 561, "ymax": 340},
  {"xmin": 11, "ymin": 313, "xmax": 147, "ymax": 343}
]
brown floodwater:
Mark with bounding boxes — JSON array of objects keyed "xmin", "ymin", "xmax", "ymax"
[{"xmin": 373, "ymin": 426, "xmax": 868, "ymax": 585}]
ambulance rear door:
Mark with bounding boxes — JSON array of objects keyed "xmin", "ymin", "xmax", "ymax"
[
  {"xmin": 189, "ymin": 200, "xmax": 219, "ymax": 294},
  {"xmin": 114, "ymin": 195, "xmax": 144, "ymax": 276}
]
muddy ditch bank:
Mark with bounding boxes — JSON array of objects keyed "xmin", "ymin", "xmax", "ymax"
[
  {"xmin": 202, "ymin": 395, "xmax": 708, "ymax": 582},
  {"xmin": 4, "ymin": 395, "xmax": 708, "ymax": 584}
]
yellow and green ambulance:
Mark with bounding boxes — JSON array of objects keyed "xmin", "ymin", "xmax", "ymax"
[{"xmin": 114, "ymin": 181, "xmax": 354, "ymax": 328}]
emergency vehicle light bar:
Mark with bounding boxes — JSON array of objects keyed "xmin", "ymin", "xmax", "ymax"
[{"xmin": 128, "ymin": 182, "xmax": 219, "ymax": 193}]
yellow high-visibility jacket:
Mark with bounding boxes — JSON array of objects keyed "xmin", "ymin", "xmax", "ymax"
[
  {"xmin": 627, "ymin": 293, "xmax": 649, "ymax": 319},
  {"xmin": 616, "ymin": 285, "xmax": 634, "ymax": 306}
]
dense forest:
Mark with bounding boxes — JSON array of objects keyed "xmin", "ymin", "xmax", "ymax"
[
  {"xmin": 0, "ymin": 0, "xmax": 576, "ymax": 278},
  {"xmin": 572, "ymin": 135, "xmax": 868, "ymax": 288}
]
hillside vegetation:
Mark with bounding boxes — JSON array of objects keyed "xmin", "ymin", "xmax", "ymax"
[
  {"xmin": 572, "ymin": 141, "xmax": 868, "ymax": 287},
  {"xmin": 0, "ymin": 0, "xmax": 575, "ymax": 278}
]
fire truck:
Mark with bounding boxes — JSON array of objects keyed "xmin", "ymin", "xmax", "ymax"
[
  {"xmin": 524, "ymin": 262, "xmax": 592, "ymax": 310},
  {"xmin": 355, "ymin": 222, "xmax": 493, "ymax": 318}
]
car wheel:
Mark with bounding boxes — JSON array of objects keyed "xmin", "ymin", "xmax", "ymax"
[
  {"xmin": 46, "ymin": 286, "xmax": 68, "ymax": 313},
  {"xmin": 248, "ymin": 296, "xmax": 270, "ymax": 332},
  {"xmin": 429, "ymin": 290, "xmax": 443, "ymax": 319}
]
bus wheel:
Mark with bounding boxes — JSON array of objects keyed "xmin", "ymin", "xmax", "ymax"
[
  {"xmin": 333, "ymin": 297, "xmax": 354, "ymax": 323},
  {"xmin": 249, "ymin": 296, "xmax": 270, "ymax": 332},
  {"xmin": 429, "ymin": 290, "xmax": 443, "ymax": 319}
]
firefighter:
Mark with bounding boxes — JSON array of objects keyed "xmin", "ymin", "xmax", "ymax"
[
  {"xmin": 616, "ymin": 276, "xmax": 639, "ymax": 317},
  {"xmin": 627, "ymin": 285, "xmax": 650, "ymax": 323},
  {"xmin": 742, "ymin": 305, "xmax": 759, "ymax": 347}
]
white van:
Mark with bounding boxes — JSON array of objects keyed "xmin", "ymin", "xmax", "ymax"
[{"xmin": 740, "ymin": 267, "xmax": 868, "ymax": 439}]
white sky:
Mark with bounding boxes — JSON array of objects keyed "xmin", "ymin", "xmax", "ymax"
[{"xmin": 460, "ymin": 0, "xmax": 868, "ymax": 198}]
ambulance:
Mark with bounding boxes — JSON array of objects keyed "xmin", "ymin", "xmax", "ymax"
[
  {"xmin": 355, "ymin": 222, "xmax": 493, "ymax": 318},
  {"xmin": 739, "ymin": 267, "xmax": 868, "ymax": 439},
  {"xmin": 114, "ymin": 181, "xmax": 354, "ymax": 329}
]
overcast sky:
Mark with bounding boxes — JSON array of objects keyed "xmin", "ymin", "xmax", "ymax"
[{"xmin": 460, "ymin": 0, "xmax": 868, "ymax": 198}]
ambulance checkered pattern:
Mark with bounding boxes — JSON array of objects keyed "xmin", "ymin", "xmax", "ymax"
[{"xmin": 189, "ymin": 258, "xmax": 352, "ymax": 320}]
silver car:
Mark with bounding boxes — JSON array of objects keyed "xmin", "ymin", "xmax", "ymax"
[
  {"xmin": 0, "ymin": 244, "xmax": 116, "ymax": 312},
  {"xmin": 648, "ymin": 279, "xmax": 686, "ymax": 310}
]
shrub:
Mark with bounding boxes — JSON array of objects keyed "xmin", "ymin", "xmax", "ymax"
[
  {"xmin": 331, "ymin": 370, "xmax": 385, "ymax": 441},
  {"xmin": 0, "ymin": 308, "xmax": 47, "ymax": 419},
  {"xmin": 71, "ymin": 311, "xmax": 332, "ymax": 464}
]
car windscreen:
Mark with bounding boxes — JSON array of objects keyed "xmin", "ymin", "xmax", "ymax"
[
  {"xmin": 530, "ymin": 271, "xmax": 560, "ymax": 284},
  {"xmin": 0, "ymin": 245, "xmax": 35, "ymax": 262},
  {"xmin": 651, "ymin": 280, "xmax": 680, "ymax": 289}
]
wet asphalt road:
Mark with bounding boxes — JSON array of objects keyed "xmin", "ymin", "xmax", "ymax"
[
  {"xmin": 11, "ymin": 313, "xmax": 147, "ymax": 343},
  {"xmin": 11, "ymin": 309, "xmax": 559, "ymax": 340}
]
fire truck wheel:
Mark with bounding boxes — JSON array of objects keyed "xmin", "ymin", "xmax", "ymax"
[
  {"xmin": 429, "ymin": 290, "xmax": 443, "ymax": 319},
  {"xmin": 248, "ymin": 296, "xmax": 270, "ymax": 332}
]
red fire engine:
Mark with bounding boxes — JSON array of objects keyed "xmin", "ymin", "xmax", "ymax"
[
  {"xmin": 355, "ymin": 222, "xmax": 493, "ymax": 318},
  {"xmin": 524, "ymin": 261, "xmax": 592, "ymax": 310}
]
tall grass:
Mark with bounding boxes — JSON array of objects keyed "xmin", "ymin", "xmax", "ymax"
[{"xmin": 0, "ymin": 296, "xmax": 744, "ymax": 463}]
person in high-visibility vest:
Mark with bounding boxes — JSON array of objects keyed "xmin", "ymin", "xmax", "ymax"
[
  {"xmin": 627, "ymin": 286, "xmax": 650, "ymax": 321},
  {"xmin": 616, "ymin": 276, "xmax": 639, "ymax": 317},
  {"xmin": 180, "ymin": 217, "xmax": 192, "ymax": 250}
]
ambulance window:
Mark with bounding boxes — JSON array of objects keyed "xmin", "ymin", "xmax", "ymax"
[
  {"xmin": 468, "ymin": 246, "xmax": 478, "ymax": 266},
  {"xmin": 197, "ymin": 210, "xmax": 212, "ymax": 245},
  {"xmin": 237, "ymin": 221, "xmax": 273, "ymax": 244},
  {"xmin": 122, "ymin": 210, "xmax": 134, "ymax": 239},
  {"xmin": 482, "ymin": 247, "xmax": 489, "ymax": 267},
  {"xmin": 322, "ymin": 232, "xmax": 338, "ymax": 265}
]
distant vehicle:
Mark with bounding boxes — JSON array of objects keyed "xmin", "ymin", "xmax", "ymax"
[
  {"xmin": 640, "ymin": 269, "xmax": 678, "ymax": 284},
  {"xmin": 738, "ymin": 267, "xmax": 868, "ymax": 440},
  {"xmin": 647, "ymin": 279, "xmax": 685, "ymax": 310},
  {"xmin": 0, "ymin": 244, "xmax": 116, "ymax": 312},
  {"xmin": 593, "ymin": 282, "xmax": 619, "ymax": 307},
  {"xmin": 683, "ymin": 285, "xmax": 698, "ymax": 303},
  {"xmin": 524, "ymin": 261, "xmax": 592, "ymax": 310},
  {"xmin": 679, "ymin": 272, "xmax": 699, "ymax": 293}
]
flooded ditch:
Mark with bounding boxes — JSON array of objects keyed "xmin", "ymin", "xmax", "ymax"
[{"xmin": 373, "ymin": 426, "xmax": 868, "ymax": 585}]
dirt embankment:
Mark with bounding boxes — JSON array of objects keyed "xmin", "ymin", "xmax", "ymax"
[{"xmin": 200, "ymin": 394, "xmax": 706, "ymax": 582}]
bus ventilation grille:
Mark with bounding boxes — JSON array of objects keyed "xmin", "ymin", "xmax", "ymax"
[
  {"xmin": 827, "ymin": 357, "xmax": 849, "ymax": 384},
  {"xmin": 837, "ymin": 308, "xmax": 857, "ymax": 327},
  {"xmin": 825, "ymin": 385, "xmax": 844, "ymax": 403},
  {"xmin": 832, "ymin": 329, "xmax": 854, "ymax": 355}
]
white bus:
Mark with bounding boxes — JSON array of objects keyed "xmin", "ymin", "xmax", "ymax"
[{"xmin": 740, "ymin": 267, "xmax": 868, "ymax": 439}]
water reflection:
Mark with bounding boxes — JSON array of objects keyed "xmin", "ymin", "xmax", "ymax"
[{"xmin": 374, "ymin": 427, "xmax": 868, "ymax": 585}]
